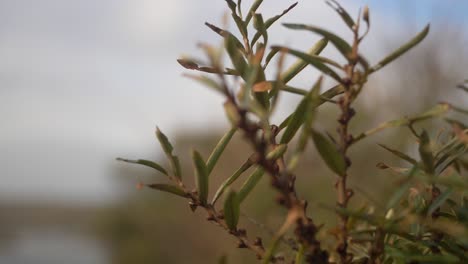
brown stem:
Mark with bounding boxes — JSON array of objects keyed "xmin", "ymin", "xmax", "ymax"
[
  {"xmin": 367, "ymin": 228, "xmax": 385, "ymax": 264},
  {"xmin": 335, "ymin": 17, "xmax": 362, "ymax": 263},
  {"xmin": 229, "ymin": 96, "xmax": 328, "ymax": 263},
  {"xmin": 166, "ymin": 173, "xmax": 267, "ymax": 260},
  {"xmin": 428, "ymin": 186, "xmax": 443, "ymax": 254}
]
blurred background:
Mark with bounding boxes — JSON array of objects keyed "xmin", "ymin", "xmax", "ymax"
[{"xmin": 1, "ymin": 0, "xmax": 467, "ymax": 263}]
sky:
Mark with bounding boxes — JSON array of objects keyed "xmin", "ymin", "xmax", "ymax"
[{"xmin": 1, "ymin": 0, "xmax": 467, "ymax": 204}]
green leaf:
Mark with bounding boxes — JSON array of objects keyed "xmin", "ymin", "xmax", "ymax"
[
  {"xmin": 325, "ymin": 0, "xmax": 355, "ymax": 30},
  {"xmin": 280, "ymin": 97, "xmax": 311, "ymax": 144},
  {"xmin": 295, "ymin": 244, "xmax": 305, "ymax": 264},
  {"xmin": 274, "ymin": 46, "xmax": 342, "ymax": 69},
  {"xmin": 370, "ymin": 24, "xmax": 430, "ymax": 73},
  {"xmin": 353, "ymin": 103, "xmax": 451, "ymax": 145},
  {"xmin": 279, "ymin": 38, "xmax": 328, "ymax": 83},
  {"xmin": 378, "ymin": 144, "xmax": 418, "ymax": 165},
  {"xmin": 252, "ymin": 13, "xmax": 267, "ymax": 46},
  {"xmin": 211, "ymin": 155, "xmax": 255, "ymax": 205},
  {"xmin": 146, "ymin": 183, "xmax": 188, "ymax": 198},
  {"xmin": 279, "ymin": 85, "xmax": 308, "ymax": 96},
  {"xmin": 272, "ymin": 46, "xmax": 342, "ymax": 83},
  {"xmin": 245, "ymin": 0, "xmax": 264, "ymax": 24},
  {"xmin": 251, "ymin": 2, "xmax": 298, "ymax": 46},
  {"xmin": 206, "ymin": 128, "xmax": 237, "ymax": 175},
  {"xmin": 238, "ymin": 167, "xmax": 265, "ymax": 203},
  {"xmin": 116, "ymin": 158, "xmax": 168, "ymax": 176},
  {"xmin": 283, "ymin": 23, "xmax": 353, "ymax": 59},
  {"xmin": 232, "ymin": 14, "xmax": 248, "ymax": 40},
  {"xmin": 428, "ymin": 188, "xmax": 453, "ymax": 216},
  {"xmin": 435, "ymin": 142, "xmax": 466, "ymax": 175},
  {"xmin": 266, "ymin": 144, "xmax": 288, "ymax": 160},
  {"xmin": 192, "ymin": 150, "xmax": 209, "ymax": 205},
  {"xmin": 311, "ymin": 129, "xmax": 346, "ymax": 176},
  {"xmin": 376, "ymin": 162, "xmax": 410, "ymax": 174},
  {"xmin": 257, "ymin": 81, "xmax": 310, "ymax": 97},
  {"xmin": 288, "ymin": 77, "xmax": 322, "ymax": 170},
  {"xmin": 205, "ymin": 22, "xmax": 245, "ymax": 54},
  {"xmin": 386, "ymin": 166, "xmax": 418, "ymax": 210},
  {"xmin": 281, "ymin": 77, "xmax": 323, "ymax": 144},
  {"xmin": 226, "ymin": 34, "xmax": 248, "ymax": 80},
  {"xmin": 225, "ymin": 0, "xmax": 237, "ymax": 14},
  {"xmin": 223, "ymin": 189, "xmax": 240, "ymax": 231},
  {"xmin": 183, "ymin": 74, "xmax": 224, "ymax": 94},
  {"xmin": 419, "ymin": 130, "xmax": 434, "ymax": 174},
  {"xmin": 279, "ymin": 84, "xmax": 344, "ymax": 131},
  {"xmin": 156, "ymin": 127, "xmax": 182, "ymax": 179},
  {"xmin": 177, "ymin": 58, "xmax": 239, "ymax": 76},
  {"xmin": 224, "ymin": 101, "xmax": 241, "ymax": 126},
  {"xmin": 263, "ymin": 48, "xmax": 280, "ymax": 68}
]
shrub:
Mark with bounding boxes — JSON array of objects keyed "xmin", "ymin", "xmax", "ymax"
[{"xmin": 118, "ymin": 1, "xmax": 468, "ymax": 263}]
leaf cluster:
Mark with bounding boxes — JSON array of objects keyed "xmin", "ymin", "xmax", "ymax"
[{"xmin": 118, "ymin": 1, "xmax": 467, "ymax": 263}]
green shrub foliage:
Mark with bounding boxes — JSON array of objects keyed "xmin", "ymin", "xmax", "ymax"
[{"xmin": 119, "ymin": 1, "xmax": 468, "ymax": 263}]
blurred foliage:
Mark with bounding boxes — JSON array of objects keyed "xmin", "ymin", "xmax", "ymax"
[{"xmin": 112, "ymin": 1, "xmax": 468, "ymax": 263}]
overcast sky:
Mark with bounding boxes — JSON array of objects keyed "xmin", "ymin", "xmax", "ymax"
[{"xmin": 1, "ymin": 0, "xmax": 467, "ymax": 204}]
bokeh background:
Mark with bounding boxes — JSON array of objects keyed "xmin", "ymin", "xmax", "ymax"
[{"xmin": 1, "ymin": 0, "xmax": 467, "ymax": 263}]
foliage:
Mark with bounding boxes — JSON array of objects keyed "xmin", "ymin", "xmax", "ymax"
[{"xmin": 118, "ymin": 1, "xmax": 468, "ymax": 263}]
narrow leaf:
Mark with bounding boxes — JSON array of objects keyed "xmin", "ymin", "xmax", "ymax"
[
  {"xmin": 288, "ymin": 77, "xmax": 322, "ymax": 170},
  {"xmin": 238, "ymin": 167, "xmax": 265, "ymax": 203},
  {"xmin": 280, "ymin": 97, "xmax": 311, "ymax": 144},
  {"xmin": 283, "ymin": 23, "xmax": 353, "ymax": 59},
  {"xmin": 206, "ymin": 128, "xmax": 237, "ymax": 175},
  {"xmin": 178, "ymin": 59, "xmax": 239, "ymax": 76},
  {"xmin": 311, "ymin": 129, "xmax": 346, "ymax": 176},
  {"xmin": 245, "ymin": 0, "xmax": 263, "ymax": 24},
  {"xmin": 183, "ymin": 74, "xmax": 224, "ymax": 94},
  {"xmin": 205, "ymin": 22, "xmax": 245, "ymax": 53},
  {"xmin": 386, "ymin": 166, "xmax": 418, "ymax": 210},
  {"xmin": 419, "ymin": 130, "xmax": 434, "ymax": 174},
  {"xmin": 370, "ymin": 24, "xmax": 430, "ymax": 73},
  {"xmin": 266, "ymin": 144, "xmax": 287, "ymax": 160},
  {"xmin": 156, "ymin": 127, "xmax": 182, "ymax": 179},
  {"xmin": 232, "ymin": 14, "xmax": 248, "ymax": 40},
  {"xmin": 225, "ymin": 34, "xmax": 248, "ymax": 79},
  {"xmin": 147, "ymin": 183, "xmax": 189, "ymax": 198},
  {"xmin": 224, "ymin": 101, "xmax": 241, "ymax": 126},
  {"xmin": 279, "ymin": 38, "xmax": 328, "ymax": 83},
  {"xmin": 279, "ymin": 84, "xmax": 344, "ymax": 131},
  {"xmin": 281, "ymin": 77, "xmax": 323, "ymax": 144},
  {"xmin": 223, "ymin": 189, "xmax": 240, "ymax": 230},
  {"xmin": 177, "ymin": 58, "xmax": 200, "ymax": 70},
  {"xmin": 353, "ymin": 103, "xmax": 451, "ymax": 145},
  {"xmin": 252, "ymin": 13, "xmax": 267, "ymax": 47},
  {"xmin": 428, "ymin": 188, "xmax": 453, "ymax": 216},
  {"xmin": 251, "ymin": 2, "xmax": 298, "ymax": 46},
  {"xmin": 212, "ymin": 155, "xmax": 255, "ymax": 204},
  {"xmin": 378, "ymin": 144, "xmax": 418, "ymax": 165},
  {"xmin": 325, "ymin": 0, "xmax": 355, "ymax": 30},
  {"xmin": 192, "ymin": 150, "xmax": 209, "ymax": 205},
  {"xmin": 264, "ymin": 48, "xmax": 280, "ymax": 68},
  {"xmin": 272, "ymin": 46, "xmax": 342, "ymax": 83},
  {"xmin": 116, "ymin": 158, "xmax": 168, "ymax": 176},
  {"xmin": 225, "ymin": 0, "xmax": 237, "ymax": 14},
  {"xmin": 435, "ymin": 143, "xmax": 466, "ymax": 175}
]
